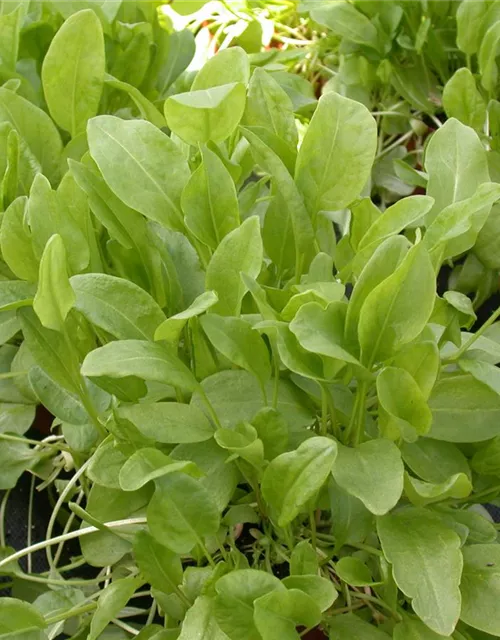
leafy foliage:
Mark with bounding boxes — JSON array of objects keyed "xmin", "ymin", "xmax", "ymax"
[{"xmin": 1, "ymin": 2, "xmax": 500, "ymax": 639}]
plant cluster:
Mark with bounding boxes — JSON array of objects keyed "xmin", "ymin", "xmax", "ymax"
[{"xmin": 1, "ymin": 1, "xmax": 500, "ymax": 640}]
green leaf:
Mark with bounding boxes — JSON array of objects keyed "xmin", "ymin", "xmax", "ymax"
[
  {"xmin": 215, "ymin": 422, "xmax": 264, "ymax": 469},
  {"xmin": 119, "ymin": 448, "xmax": 200, "ymax": 491},
  {"xmin": 269, "ymin": 322, "xmax": 326, "ymax": 381},
  {"xmin": 428, "ymin": 373, "xmax": 500, "ymax": 442},
  {"xmin": 117, "ymin": 402, "xmax": 214, "ymax": 444},
  {"xmin": 329, "ymin": 614, "xmax": 390, "ymax": 639},
  {"xmin": 459, "ymin": 545, "xmax": 500, "ymax": 636},
  {"xmin": 0, "ymin": 598, "xmax": 46, "ymax": 635},
  {"xmin": 311, "ymin": 2, "xmax": 380, "ymax": 50},
  {"xmin": 192, "ymin": 370, "xmax": 313, "ymax": 437},
  {"xmin": 472, "ymin": 436, "xmax": 500, "ymax": 475},
  {"xmin": 457, "ymin": 0, "xmax": 489, "ymax": 55},
  {"xmin": 479, "ymin": 21, "xmax": 500, "ymax": 92},
  {"xmin": 240, "ymin": 127, "xmax": 314, "ymax": 258},
  {"xmin": 179, "ymin": 596, "xmax": 228, "ymax": 640},
  {"xmin": 19, "ymin": 308, "xmax": 81, "ymax": 395},
  {"xmin": 0, "ymin": 6, "xmax": 24, "ymax": 72},
  {"xmin": 28, "ymin": 366, "xmax": 87, "ymax": 425},
  {"xmin": 42, "ymin": 9, "xmax": 104, "ymax": 137},
  {"xmin": 335, "ymin": 557, "xmax": 373, "ymax": 587},
  {"xmin": 0, "ymin": 281, "xmax": 34, "ymax": 313},
  {"xmin": 290, "ymin": 301, "xmax": 363, "ymax": 367},
  {"xmin": 404, "ymin": 472, "xmax": 472, "ymax": 506},
  {"xmin": 148, "ymin": 473, "xmax": 220, "ymax": 554},
  {"xmin": 295, "ymin": 92, "xmax": 377, "ymax": 217},
  {"xmin": 201, "ymin": 314, "xmax": 271, "ymax": 389},
  {"xmin": 33, "ymin": 234, "xmax": 74, "ymax": 332},
  {"xmin": 332, "ymin": 439, "xmax": 404, "ymax": 515},
  {"xmin": 0, "ymin": 439, "xmax": 37, "ymax": 490},
  {"xmin": 377, "ymin": 508, "xmax": 462, "ymax": 635},
  {"xmin": 192, "ymin": 47, "xmax": 250, "ymax": 91},
  {"xmin": 28, "ymin": 173, "xmax": 89, "ymax": 274},
  {"xmin": 290, "ymin": 540, "xmax": 319, "ymax": 576},
  {"xmin": 155, "ymin": 291, "xmax": 218, "ymax": 343},
  {"xmin": 182, "ymin": 145, "xmax": 239, "ymax": 251},
  {"xmin": 252, "ymin": 408, "xmax": 288, "ymax": 461},
  {"xmin": 475, "ymin": 203, "xmax": 500, "ymax": 269},
  {"xmin": 71, "ymin": 274, "xmax": 166, "ymax": 341},
  {"xmin": 344, "ymin": 236, "xmax": 410, "ymax": 350},
  {"xmin": 214, "ymin": 569, "xmax": 283, "ymax": 640},
  {"xmin": 33, "ymin": 587, "xmax": 85, "ymax": 619},
  {"xmin": 424, "ymin": 182, "xmax": 500, "ymax": 260},
  {"xmin": 154, "ymin": 28, "xmax": 195, "ymax": 96},
  {"xmin": 393, "ymin": 616, "xmax": 450, "ymax": 639},
  {"xmin": 377, "ymin": 367, "xmax": 432, "ymax": 442},
  {"xmin": 282, "ymin": 575, "xmax": 337, "ymax": 611},
  {"xmin": 104, "ymin": 74, "xmax": 166, "ymax": 129},
  {"xmin": 425, "ymin": 118, "xmax": 489, "ymax": 224},
  {"xmin": 0, "ymin": 403, "xmax": 35, "ymax": 436},
  {"xmin": 459, "ymin": 358, "xmax": 500, "ymax": 397},
  {"xmin": 0, "ymin": 197, "xmax": 38, "ymax": 282},
  {"xmin": 329, "ymin": 479, "xmax": 373, "ymax": 550},
  {"xmin": 0, "ymin": 87, "xmax": 62, "ymax": 184},
  {"xmin": 133, "ymin": 530, "xmax": 183, "ymax": 594},
  {"xmin": 262, "ymin": 436, "xmax": 337, "ymax": 526},
  {"xmin": 402, "ymin": 439, "xmax": 470, "ymax": 484},
  {"xmin": 391, "ymin": 341, "xmax": 439, "ymax": 400},
  {"xmin": 358, "ymin": 196, "xmax": 434, "ymax": 251},
  {"xmin": 82, "ymin": 340, "xmax": 198, "ymax": 392},
  {"xmin": 244, "ymin": 68, "xmax": 297, "ymax": 152},
  {"xmin": 358, "ymin": 243, "xmax": 435, "ymax": 367},
  {"xmin": 165, "ymin": 83, "xmax": 247, "ymax": 146},
  {"xmin": 88, "ymin": 116, "xmax": 190, "ymax": 230},
  {"xmin": 437, "ymin": 507, "xmax": 497, "ymax": 545},
  {"xmin": 254, "ymin": 588, "xmax": 321, "ymax": 639},
  {"xmin": 205, "ymin": 216, "xmax": 263, "ymax": 316},
  {"xmin": 87, "ymin": 440, "xmax": 126, "ymax": 489},
  {"xmin": 262, "ymin": 188, "xmax": 296, "ymax": 277},
  {"xmin": 171, "ymin": 439, "xmax": 238, "ymax": 512},
  {"xmin": 80, "ymin": 484, "xmax": 149, "ymax": 568},
  {"xmin": 69, "ymin": 158, "xmax": 148, "ymax": 251},
  {"xmin": 89, "ymin": 576, "xmax": 143, "ymax": 640},
  {"xmin": 443, "ymin": 68, "xmax": 486, "ymax": 131}
]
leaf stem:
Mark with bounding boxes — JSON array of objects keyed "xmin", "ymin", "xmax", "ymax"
[
  {"xmin": 447, "ymin": 305, "xmax": 500, "ymax": 361},
  {"xmin": 198, "ymin": 387, "xmax": 222, "ymax": 429},
  {"xmin": 351, "ymin": 592, "xmax": 402, "ymax": 621},
  {"xmin": 309, "ymin": 508, "xmax": 318, "ymax": 551},
  {"xmin": 45, "ymin": 601, "xmax": 97, "ymax": 625},
  {"xmin": 0, "ymin": 489, "xmax": 11, "ymax": 547},
  {"xmin": 320, "ymin": 385, "xmax": 328, "ymax": 436},
  {"xmin": 0, "ymin": 517, "xmax": 147, "ymax": 571},
  {"xmin": 0, "ymin": 432, "xmax": 69, "ymax": 452}
]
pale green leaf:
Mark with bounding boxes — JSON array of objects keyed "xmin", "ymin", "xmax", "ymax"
[
  {"xmin": 165, "ymin": 83, "xmax": 247, "ymax": 146},
  {"xmin": 117, "ymin": 402, "xmax": 214, "ymax": 444},
  {"xmin": 147, "ymin": 473, "xmax": 220, "ymax": 554},
  {"xmin": 88, "ymin": 116, "xmax": 190, "ymax": 230},
  {"xmin": 42, "ymin": 9, "xmax": 104, "ymax": 137},
  {"xmin": 205, "ymin": 216, "xmax": 263, "ymax": 316},
  {"xmin": 155, "ymin": 291, "xmax": 218, "ymax": 343},
  {"xmin": 377, "ymin": 508, "xmax": 462, "ymax": 635},
  {"xmin": 332, "ymin": 439, "xmax": 404, "ymax": 515},
  {"xmin": 33, "ymin": 234, "xmax": 74, "ymax": 332},
  {"xmin": 81, "ymin": 340, "xmax": 198, "ymax": 392},
  {"xmin": 262, "ymin": 436, "xmax": 337, "ymax": 526},
  {"xmin": 71, "ymin": 274, "xmax": 166, "ymax": 341},
  {"xmin": 295, "ymin": 92, "xmax": 377, "ymax": 216},
  {"xmin": 428, "ymin": 373, "xmax": 500, "ymax": 442}
]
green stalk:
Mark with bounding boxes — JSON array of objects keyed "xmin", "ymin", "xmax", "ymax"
[{"xmin": 447, "ymin": 305, "xmax": 500, "ymax": 362}]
